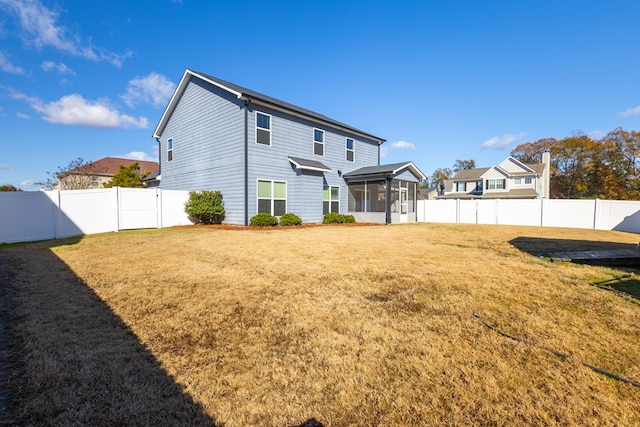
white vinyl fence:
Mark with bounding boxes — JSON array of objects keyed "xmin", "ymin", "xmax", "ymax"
[
  {"xmin": 0, "ymin": 188, "xmax": 192, "ymax": 244},
  {"xmin": 417, "ymin": 199, "xmax": 640, "ymax": 233}
]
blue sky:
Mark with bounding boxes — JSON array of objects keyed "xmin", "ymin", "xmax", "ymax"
[{"xmin": 1, "ymin": 0, "xmax": 640, "ymax": 189}]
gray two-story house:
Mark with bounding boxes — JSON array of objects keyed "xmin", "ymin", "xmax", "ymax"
[{"xmin": 153, "ymin": 69, "xmax": 425, "ymax": 225}]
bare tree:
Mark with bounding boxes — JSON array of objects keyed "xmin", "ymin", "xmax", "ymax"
[{"xmin": 46, "ymin": 158, "xmax": 105, "ymax": 190}]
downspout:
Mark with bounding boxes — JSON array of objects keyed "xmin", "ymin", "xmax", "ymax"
[
  {"xmin": 385, "ymin": 176, "xmax": 392, "ymax": 224},
  {"xmin": 155, "ymin": 137, "xmax": 161, "ymax": 177},
  {"xmin": 244, "ymin": 98, "xmax": 251, "ymax": 226}
]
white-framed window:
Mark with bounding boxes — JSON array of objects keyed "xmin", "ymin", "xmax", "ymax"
[
  {"xmin": 323, "ymin": 185, "xmax": 340, "ymax": 214},
  {"xmin": 313, "ymin": 128, "xmax": 324, "ymax": 156},
  {"xmin": 167, "ymin": 138, "xmax": 173, "ymax": 162},
  {"xmin": 514, "ymin": 177, "xmax": 521, "ymax": 184},
  {"xmin": 257, "ymin": 179, "xmax": 287, "ymax": 216},
  {"xmin": 486, "ymin": 179, "xmax": 506, "ymax": 190},
  {"xmin": 346, "ymin": 138, "xmax": 354, "ymax": 162},
  {"xmin": 525, "ymin": 177, "xmax": 532, "ymax": 184},
  {"xmin": 256, "ymin": 112, "xmax": 271, "ymax": 146},
  {"xmin": 456, "ymin": 182, "xmax": 467, "ymax": 192}
]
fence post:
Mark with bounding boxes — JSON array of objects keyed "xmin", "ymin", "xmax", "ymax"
[
  {"xmin": 156, "ymin": 188, "xmax": 163, "ymax": 229},
  {"xmin": 53, "ymin": 190, "xmax": 61, "ymax": 239},
  {"xmin": 112, "ymin": 187, "xmax": 120, "ymax": 232},
  {"xmin": 593, "ymin": 198, "xmax": 599, "ymax": 230}
]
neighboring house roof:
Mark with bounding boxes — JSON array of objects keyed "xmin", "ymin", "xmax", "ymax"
[
  {"xmin": 153, "ymin": 69, "xmax": 386, "ymax": 144},
  {"xmin": 482, "ymin": 189, "xmax": 540, "ymax": 199},
  {"xmin": 288, "ymin": 157, "xmax": 331, "ymax": 172},
  {"xmin": 452, "ymin": 168, "xmax": 490, "ymax": 180},
  {"xmin": 438, "ymin": 188, "xmax": 540, "ymax": 199},
  {"xmin": 343, "ymin": 161, "xmax": 427, "ymax": 181},
  {"xmin": 71, "ymin": 157, "xmax": 159, "ymax": 177},
  {"xmin": 452, "ymin": 163, "xmax": 543, "ymax": 181}
]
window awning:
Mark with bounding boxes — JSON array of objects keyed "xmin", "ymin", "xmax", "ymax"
[{"xmin": 288, "ymin": 156, "xmax": 331, "ymax": 172}]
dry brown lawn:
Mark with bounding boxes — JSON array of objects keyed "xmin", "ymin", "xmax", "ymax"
[{"xmin": 1, "ymin": 223, "xmax": 639, "ymax": 426}]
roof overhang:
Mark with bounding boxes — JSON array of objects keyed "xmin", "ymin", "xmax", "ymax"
[{"xmin": 154, "ymin": 69, "xmax": 386, "ymax": 145}]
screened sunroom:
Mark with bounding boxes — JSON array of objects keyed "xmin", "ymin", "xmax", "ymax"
[{"xmin": 343, "ymin": 162, "xmax": 426, "ymax": 224}]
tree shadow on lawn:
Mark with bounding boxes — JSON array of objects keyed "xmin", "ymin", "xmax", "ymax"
[
  {"xmin": 509, "ymin": 236, "xmax": 640, "ymax": 299},
  {"xmin": 0, "ymin": 239, "xmax": 218, "ymax": 426}
]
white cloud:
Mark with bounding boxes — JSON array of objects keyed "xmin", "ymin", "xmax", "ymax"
[
  {"xmin": 0, "ymin": 163, "xmax": 15, "ymax": 170},
  {"xmin": 0, "ymin": 0, "xmax": 130, "ymax": 66},
  {"xmin": 391, "ymin": 140, "xmax": 416, "ymax": 150},
  {"xmin": 11, "ymin": 90, "xmax": 148, "ymax": 128},
  {"xmin": 121, "ymin": 72, "xmax": 176, "ymax": 108},
  {"xmin": 0, "ymin": 52, "xmax": 24, "ymax": 74},
  {"xmin": 16, "ymin": 112, "xmax": 31, "ymax": 119},
  {"xmin": 20, "ymin": 179, "xmax": 34, "ymax": 186},
  {"xmin": 481, "ymin": 132, "xmax": 526, "ymax": 149},
  {"xmin": 117, "ymin": 151, "xmax": 158, "ymax": 162},
  {"xmin": 379, "ymin": 146, "xmax": 388, "ymax": 158},
  {"xmin": 41, "ymin": 60, "xmax": 74, "ymax": 75},
  {"xmin": 620, "ymin": 106, "xmax": 640, "ymax": 118}
]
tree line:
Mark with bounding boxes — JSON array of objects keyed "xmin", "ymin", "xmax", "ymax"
[{"xmin": 511, "ymin": 128, "xmax": 640, "ymax": 200}]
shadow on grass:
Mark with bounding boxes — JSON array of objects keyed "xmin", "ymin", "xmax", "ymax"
[
  {"xmin": 591, "ymin": 277, "xmax": 640, "ymax": 300},
  {"xmin": 509, "ymin": 236, "xmax": 637, "ymax": 256},
  {"xmin": 0, "ymin": 238, "xmax": 218, "ymax": 426},
  {"xmin": 510, "ymin": 236, "xmax": 640, "ymax": 299}
]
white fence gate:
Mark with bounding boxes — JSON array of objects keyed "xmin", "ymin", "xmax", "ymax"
[
  {"xmin": 417, "ymin": 199, "xmax": 640, "ymax": 233},
  {"xmin": 0, "ymin": 188, "xmax": 192, "ymax": 244}
]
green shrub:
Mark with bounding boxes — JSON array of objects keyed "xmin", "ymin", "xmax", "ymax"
[
  {"xmin": 184, "ymin": 190, "xmax": 225, "ymax": 224},
  {"xmin": 279, "ymin": 213, "xmax": 302, "ymax": 226},
  {"xmin": 322, "ymin": 212, "xmax": 356, "ymax": 224},
  {"xmin": 250, "ymin": 212, "xmax": 278, "ymax": 227},
  {"xmin": 342, "ymin": 214, "xmax": 356, "ymax": 223}
]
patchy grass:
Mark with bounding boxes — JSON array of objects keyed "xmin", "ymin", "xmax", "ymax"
[{"xmin": 1, "ymin": 224, "xmax": 640, "ymax": 426}]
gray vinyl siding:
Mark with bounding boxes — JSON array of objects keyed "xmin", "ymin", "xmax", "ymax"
[
  {"xmin": 247, "ymin": 104, "xmax": 379, "ymax": 222},
  {"xmin": 157, "ymin": 77, "xmax": 246, "ymax": 224},
  {"xmin": 157, "ymin": 73, "xmax": 382, "ymax": 224}
]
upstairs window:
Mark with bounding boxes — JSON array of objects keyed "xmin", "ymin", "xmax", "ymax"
[
  {"xmin": 514, "ymin": 177, "xmax": 521, "ymax": 184},
  {"xmin": 456, "ymin": 182, "xmax": 467, "ymax": 192},
  {"xmin": 256, "ymin": 112, "xmax": 271, "ymax": 145},
  {"xmin": 167, "ymin": 138, "xmax": 173, "ymax": 162},
  {"xmin": 323, "ymin": 185, "xmax": 340, "ymax": 214},
  {"xmin": 314, "ymin": 129, "xmax": 324, "ymax": 156},
  {"xmin": 486, "ymin": 179, "xmax": 506, "ymax": 190},
  {"xmin": 525, "ymin": 177, "xmax": 532, "ymax": 184},
  {"xmin": 346, "ymin": 138, "xmax": 354, "ymax": 162}
]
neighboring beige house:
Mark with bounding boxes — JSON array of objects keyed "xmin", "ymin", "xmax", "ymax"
[
  {"xmin": 438, "ymin": 153, "xmax": 551, "ymax": 199},
  {"xmin": 56, "ymin": 157, "xmax": 159, "ymax": 190}
]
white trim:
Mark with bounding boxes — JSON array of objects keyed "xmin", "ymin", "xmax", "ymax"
[
  {"xmin": 255, "ymin": 111, "xmax": 272, "ymax": 146},
  {"xmin": 313, "ymin": 128, "xmax": 325, "ymax": 157},
  {"xmin": 346, "ymin": 137, "xmax": 355, "ymax": 162},
  {"xmin": 256, "ymin": 178, "xmax": 287, "ymax": 217},
  {"xmin": 391, "ymin": 162, "xmax": 427, "ymax": 181}
]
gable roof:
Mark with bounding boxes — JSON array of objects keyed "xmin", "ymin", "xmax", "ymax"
[
  {"xmin": 71, "ymin": 157, "xmax": 159, "ymax": 177},
  {"xmin": 343, "ymin": 161, "xmax": 426, "ymax": 181},
  {"xmin": 452, "ymin": 162, "xmax": 544, "ymax": 181},
  {"xmin": 153, "ymin": 69, "xmax": 386, "ymax": 144}
]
